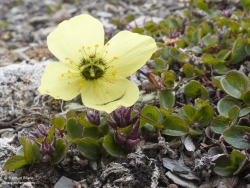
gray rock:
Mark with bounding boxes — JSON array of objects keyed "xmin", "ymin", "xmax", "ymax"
[
  {"xmin": 97, "ymin": 11, "xmax": 113, "ymax": 18},
  {"xmin": 20, "ymin": 182, "xmax": 33, "ymax": 188},
  {"xmin": 51, "ymin": 6, "xmax": 71, "ymax": 23},
  {"xmin": 1, "ymin": 131, "xmax": 15, "ymax": 139},
  {"xmin": 166, "ymin": 171, "xmax": 199, "ymax": 188},
  {"xmin": 104, "ymin": 4, "xmax": 118, "ymax": 14},
  {"xmin": 29, "ymin": 15, "xmax": 50, "ymax": 25},
  {"xmin": 54, "ymin": 176, "xmax": 78, "ymax": 188},
  {"xmin": 127, "ymin": 16, "xmax": 163, "ymax": 29}
]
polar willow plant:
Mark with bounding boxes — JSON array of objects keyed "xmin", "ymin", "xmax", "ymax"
[{"xmin": 39, "ymin": 14, "xmax": 156, "ymax": 113}]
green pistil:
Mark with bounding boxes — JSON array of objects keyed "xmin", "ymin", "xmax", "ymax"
[{"xmin": 79, "ymin": 57, "xmax": 107, "ymax": 80}]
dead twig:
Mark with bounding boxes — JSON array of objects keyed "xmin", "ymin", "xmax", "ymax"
[
  {"xmin": 13, "ymin": 122, "xmax": 36, "ymax": 133},
  {"xmin": 0, "ymin": 115, "xmax": 26, "ymax": 129}
]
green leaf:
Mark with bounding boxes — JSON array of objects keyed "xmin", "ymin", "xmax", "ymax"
[
  {"xmin": 217, "ymin": 49, "xmax": 231, "ymax": 60},
  {"xmin": 20, "ymin": 137, "xmax": 27, "ymax": 146},
  {"xmin": 50, "ymin": 139, "xmax": 67, "ymax": 165},
  {"xmin": 103, "ymin": 134, "xmax": 126, "ymax": 157},
  {"xmin": 202, "ymin": 54, "xmax": 225, "ymax": 65},
  {"xmin": 239, "ymin": 107, "xmax": 250, "ymax": 117},
  {"xmin": 246, "ymin": 44, "xmax": 250, "ymax": 56},
  {"xmin": 241, "ymin": 0, "xmax": 250, "ymax": 11},
  {"xmin": 50, "ymin": 115, "xmax": 66, "ymax": 129},
  {"xmin": 151, "ymin": 49, "xmax": 162, "ymax": 59},
  {"xmin": 78, "ymin": 118, "xmax": 96, "ymax": 128},
  {"xmin": 159, "ymin": 107, "xmax": 176, "ymax": 116},
  {"xmin": 228, "ymin": 106, "xmax": 240, "ymax": 125},
  {"xmin": 210, "ymin": 116, "xmax": 230, "ymax": 134},
  {"xmin": 66, "ymin": 111, "xmax": 77, "ymax": 119},
  {"xmin": 83, "ymin": 127, "xmax": 104, "ymax": 140},
  {"xmin": 231, "ymin": 150, "xmax": 247, "ymax": 175},
  {"xmin": 161, "ymin": 47, "xmax": 171, "ymax": 60},
  {"xmin": 225, "ymin": 71, "xmax": 248, "ymax": 92},
  {"xmin": 16, "ymin": 147, "xmax": 24, "ymax": 156},
  {"xmin": 230, "ymin": 37, "xmax": 248, "ymax": 64},
  {"xmin": 221, "ymin": 79, "xmax": 241, "ymax": 99},
  {"xmin": 140, "ymin": 106, "xmax": 163, "ymax": 129},
  {"xmin": 201, "ymin": 34, "xmax": 218, "ymax": 52},
  {"xmin": 3, "ymin": 156, "xmax": 27, "ymax": 170},
  {"xmin": 184, "ymin": 80, "xmax": 209, "ymax": 100},
  {"xmin": 192, "ymin": 29, "xmax": 202, "ymax": 44},
  {"xmin": 217, "ymin": 97, "xmax": 241, "ymax": 117},
  {"xmin": 178, "ymin": 105, "xmax": 196, "ymax": 125},
  {"xmin": 241, "ymin": 90, "xmax": 250, "ymax": 106},
  {"xmin": 132, "ymin": 28, "xmax": 145, "ymax": 34},
  {"xmin": 193, "ymin": 105, "xmax": 214, "ymax": 127},
  {"xmin": 117, "ymin": 124, "xmax": 133, "ymax": 135},
  {"xmin": 66, "ymin": 118, "xmax": 83, "ymax": 139},
  {"xmin": 224, "ymin": 126, "xmax": 250, "ymax": 149},
  {"xmin": 154, "ymin": 58, "xmax": 167, "ymax": 70},
  {"xmin": 78, "ymin": 137, "xmax": 102, "ymax": 160},
  {"xmin": 183, "ymin": 64, "xmax": 195, "ymax": 78},
  {"xmin": 161, "ymin": 70, "xmax": 175, "ymax": 88},
  {"xmin": 162, "ymin": 115, "xmax": 188, "ymax": 136},
  {"xmin": 159, "ymin": 90, "xmax": 175, "ymax": 109},
  {"xmin": 24, "ymin": 140, "xmax": 36, "ymax": 164},
  {"xmin": 32, "ymin": 143, "xmax": 42, "ymax": 161},
  {"xmin": 212, "ymin": 76, "xmax": 224, "ymax": 90},
  {"xmin": 214, "ymin": 62, "xmax": 230, "ymax": 75},
  {"xmin": 125, "ymin": 14, "xmax": 135, "ymax": 22},
  {"xmin": 169, "ymin": 48, "xmax": 189, "ymax": 62},
  {"xmin": 213, "ymin": 155, "xmax": 235, "ymax": 176}
]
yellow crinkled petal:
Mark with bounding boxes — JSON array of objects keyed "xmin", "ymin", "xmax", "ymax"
[
  {"xmin": 47, "ymin": 14, "xmax": 104, "ymax": 64},
  {"xmin": 39, "ymin": 62, "xmax": 83, "ymax": 100},
  {"xmin": 80, "ymin": 78, "xmax": 139, "ymax": 113},
  {"xmin": 105, "ymin": 30, "xmax": 156, "ymax": 77}
]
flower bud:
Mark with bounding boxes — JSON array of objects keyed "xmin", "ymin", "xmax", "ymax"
[
  {"xmin": 108, "ymin": 106, "xmax": 139, "ymax": 129},
  {"xmin": 28, "ymin": 124, "xmax": 48, "ymax": 141},
  {"xmin": 86, "ymin": 109, "xmax": 101, "ymax": 125}
]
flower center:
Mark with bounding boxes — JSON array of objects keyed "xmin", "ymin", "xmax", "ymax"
[
  {"xmin": 79, "ymin": 56, "xmax": 107, "ymax": 80},
  {"xmin": 76, "ymin": 45, "xmax": 109, "ymax": 81}
]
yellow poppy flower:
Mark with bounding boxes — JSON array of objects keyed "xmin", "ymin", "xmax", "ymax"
[{"xmin": 39, "ymin": 14, "xmax": 156, "ymax": 113}]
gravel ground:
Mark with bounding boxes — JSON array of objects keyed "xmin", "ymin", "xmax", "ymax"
[{"xmin": 1, "ymin": 0, "xmax": 237, "ymax": 188}]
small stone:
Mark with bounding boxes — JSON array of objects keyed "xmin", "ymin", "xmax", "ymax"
[
  {"xmin": 1, "ymin": 131, "xmax": 15, "ymax": 139},
  {"xmin": 29, "ymin": 16, "xmax": 50, "ymax": 25},
  {"xmin": 97, "ymin": 11, "xmax": 113, "ymax": 18},
  {"xmin": 127, "ymin": 16, "xmax": 163, "ymax": 29},
  {"xmin": 51, "ymin": 7, "xmax": 71, "ymax": 23},
  {"xmin": 104, "ymin": 4, "xmax": 117, "ymax": 14},
  {"xmin": 54, "ymin": 176, "xmax": 78, "ymax": 188},
  {"xmin": 20, "ymin": 182, "xmax": 33, "ymax": 188}
]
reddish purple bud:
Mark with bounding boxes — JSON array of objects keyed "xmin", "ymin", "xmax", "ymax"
[
  {"xmin": 86, "ymin": 109, "xmax": 101, "ymax": 125},
  {"xmin": 107, "ymin": 120, "xmax": 118, "ymax": 129},
  {"xmin": 114, "ymin": 131, "xmax": 126, "ymax": 145},
  {"xmin": 127, "ymin": 120, "xmax": 140, "ymax": 140},
  {"xmin": 120, "ymin": 114, "xmax": 127, "ymax": 127},
  {"xmin": 220, "ymin": 9, "xmax": 233, "ymax": 18},
  {"xmin": 124, "ymin": 106, "xmax": 132, "ymax": 120},
  {"xmin": 112, "ymin": 110, "xmax": 121, "ymax": 123},
  {"xmin": 169, "ymin": 30, "xmax": 181, "ymax": 39},
  {"xmin": 28, "ymin": 124, "xmax": 48, "ymax": 141},
  {"xmin": 42, "ymin": 154, "xmax": 51, "ymax": 162},
  {"xmin": 128, "ymin": 113, "xmax": 139, "ymax": 125},
  {"xmin": 108, "ymin": 106, "xmax": 139, "ymax": 129},
  {"xmin": 125, "ymin": 138, "xmax": 140, "ymax": 152},
  {"xmin": 38, "ymin": 136, "xmax": 57, "ymax": 162}
]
